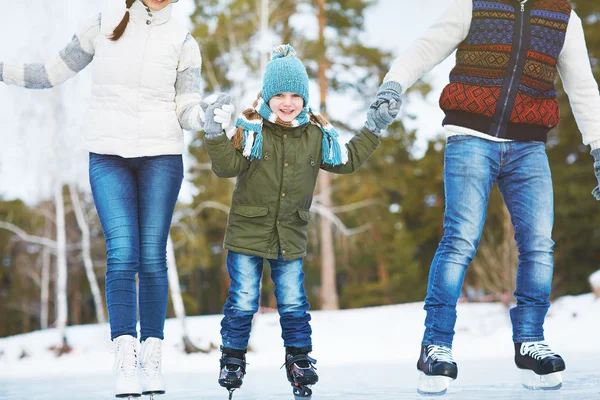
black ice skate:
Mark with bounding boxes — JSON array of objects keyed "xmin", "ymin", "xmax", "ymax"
[
  {"xmin": 514, "ymin": 341, "xmax": 565, "ymax": 390},
  {"xmin": 284, "ymin": 346, "xmax": 318, "ymax": 399},
  {"xmin": 218, "ymin": 346, "xmax": 247, "ymax": 400},
  {"xmin": 417, "ymin": 345, "xmax": 458, "ymax": 396}
]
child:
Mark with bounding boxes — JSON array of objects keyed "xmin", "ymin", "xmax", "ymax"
[
  {"xmin": 202, "ymin": 44, "xmax": 398, "ymax": 397},
  {"xmin": 1, "ymin": 0, "xmax": 233, "ymax": 397},
  {"xmin": 369, "ymin": 0, "xmax": 600, "ymax": 395}
]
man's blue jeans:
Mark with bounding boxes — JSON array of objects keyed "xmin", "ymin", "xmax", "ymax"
[
  {"xmin": 221, "ymin": 251, "xmax": 312, "ymax": 350},
  {"xmin": 89, "ymin": 153, "xmax": 183, "ymax": 341},
  {"xmin": 422, "ymin": 135, "xmax": 554, "ymax": 348}
]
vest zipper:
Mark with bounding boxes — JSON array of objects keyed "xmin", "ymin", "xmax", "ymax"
[
  {"xmin": 495, "ymin": 0, "xmax": 528, "ymax": 137},
  {"xmin": 137, "ymin": 20, "xmax": 152, "ymax": 141}
]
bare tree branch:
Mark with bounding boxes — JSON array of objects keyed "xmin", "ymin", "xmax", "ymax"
[
  {"xmin": 328, "ymin": 199, "xmax": 379, "ymax": 213},
  {"xmin": 309, "ymin": 203, "xmax": 372, "ymax": 236},
  {"xmin": 0, "ymin": 221, "xmax": 57, "ymax": 249}
]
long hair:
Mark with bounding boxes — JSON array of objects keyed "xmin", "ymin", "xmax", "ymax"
[{"xmin": 110, "ymin": 0, "xmax": 136, "ymax": 41}]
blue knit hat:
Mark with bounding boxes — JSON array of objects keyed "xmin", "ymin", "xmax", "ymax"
[{"xmin": 262, "ymin": 45, "xmax": 309, "ymax": 106}]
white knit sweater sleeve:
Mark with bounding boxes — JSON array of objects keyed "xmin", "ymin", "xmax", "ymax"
[
  {"xmin": 557, "ymin": 10, "xmax": 600, "ymax": 150},
  {"xmin": 0, "ymin": 14, "xmax": 100, "ymax": 88},
  {"xmin": 383, "ymin": 0, "xmax": 472, "ymax": 92},
  {"xmin": 175, "ymin": 33, "xmax": 204, "ymax": 131}
]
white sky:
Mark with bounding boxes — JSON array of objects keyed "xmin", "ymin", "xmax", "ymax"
[{"xmin": 0, "ymin": 0, "xmax": 454, "ymax": 204}]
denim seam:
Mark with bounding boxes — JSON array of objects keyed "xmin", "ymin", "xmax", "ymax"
[
  {"xmin": 425, "ymin": 151, "xmax": 451, "ymax": 345},
  {"xmin": 514, "ymin": 335, "xmax": 545, "ymax": 343},
  {"xmin": 513, "ymin": 335, "xmax": 545, "ymax": 343},
  {"xmin": 426, "ymin": 221, "xmax": 446, "ymax": 346},
  {"xmin": 503, "ymin": 176, "xmax": 523, "ymax": 338},
  {"xmin": 427, "ymin": 339, "xmax": 453, "ymax": 349}
]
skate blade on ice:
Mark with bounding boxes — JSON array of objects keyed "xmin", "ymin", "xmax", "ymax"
[
  {"xmin": 417, "ymin": 372, "xmax": 453, "ymax": 396},
  {"xmin": 292, "ymin": 383, "xmax": 313, "ymax": 399},
  {"xmin": 521, "ymin": 370, "xmax": 562, "ymax": 390},
  {"xmin": 143, "ymin": 393, "xmax": 165, "ymax": 400}
]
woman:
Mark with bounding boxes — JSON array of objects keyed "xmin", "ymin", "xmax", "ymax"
[{"xmin": 1, "ymin": 0, "xmax": 233, "ymax": 397}]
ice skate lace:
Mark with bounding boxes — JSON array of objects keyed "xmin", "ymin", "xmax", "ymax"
[
  {"xmin": 113, "ymin": 337, "xmax": 138, "ymax": 379},
  {"xmin": 427, "ymin": 345, "xmax": 455, "ymax": 363},
  {"xmin": 520, "ymin": 341, "xmax": 557, "ymax": 360},
  {"xmin": 141, "ymin": 340, "xmax": 162, "ymax": 378}
]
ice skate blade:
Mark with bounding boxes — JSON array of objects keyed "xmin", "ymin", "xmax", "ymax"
[
  {"xmin": 292, "ymin": 383, "xmax": 313, "ymax": 398},
  {"xmin": 521, "ymin": 370, "xmax": 563, "ymax": 390},
  {"xmin": 417, "ymin": 372, "xmax": 453, "ymax": 396},
  {"xmin": 226, "ymin": 388, "xmax": 239, "ymax": 400},
  {"xmin": 143, "ymin": 392, "xmax": 165, "ymax": 400},
  {"xmin": 115, "ymin": 395, "xmax": 141, "ymax": 399}
]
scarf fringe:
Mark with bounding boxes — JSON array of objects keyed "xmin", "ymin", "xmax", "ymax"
[{"xmin": 232, "ymin": 92, "xmax": 344, "ymax": 165}]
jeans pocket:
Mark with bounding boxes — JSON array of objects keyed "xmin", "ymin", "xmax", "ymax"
[{"xmin": 446, "ymin": 134, "xmax": 475, "ymax": 143}]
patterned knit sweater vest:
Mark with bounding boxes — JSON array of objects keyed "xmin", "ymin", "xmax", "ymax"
[{"xmin": 439, "ymin": 0, "xmax": 572, "ymax": 142}]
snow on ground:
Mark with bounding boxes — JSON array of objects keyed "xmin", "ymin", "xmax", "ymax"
[{"xmin": 0, "ymin": 294, "xmax": 599, "ymax": 399}]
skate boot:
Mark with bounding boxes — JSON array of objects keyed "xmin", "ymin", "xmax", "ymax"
[
  {"xmin": 218, "ymin": 346, "xmax": 247, "ymax": 399},
  {"xmin": 417, "ymin": 345, "xmax": 458, "ymax": 396},
  {"xmin": 284, "ymin": 346, "xmax": 318, "ymax": 399},
  {"xmin": 113, "ymin": 335, "xmax": 142, "ymax": 398},
  {"xmin": 139, "ymin": 338, "xmax": 165, "ymax": 398},
  {"xmin": 515, "ymin": 341, "xmax": 565, "ymax": 390}
]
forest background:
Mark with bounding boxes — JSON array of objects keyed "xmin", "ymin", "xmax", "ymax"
[{"xmin": 0, "ymin": 0, "xmax": 598, "ymax": 345}]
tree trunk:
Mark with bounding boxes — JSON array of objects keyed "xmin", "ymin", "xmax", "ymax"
[
  {"xmin": 316, "ymin": 0, "xmax": 339, "ymax": 310},
  {"xmin": 69, "ymin": 184, "xmax": 106, "ymax": 323},
  {"xmin": 167, "ymin": 235, "xmax": 211, "ymax": 353},
  {"xmin": 373, "ymin": 226, "xmax": 391, "ymax": 304},
  {"xmin": 40, "ymin": 219, "xmax": 52, "ymax": 330},
  {"xmin": 54, "ymin": 182, "xmax": 69, "ymax": 350},
  {"xmin": 259, "ymin": 0, "xmax": 269, "ymax": 75}
]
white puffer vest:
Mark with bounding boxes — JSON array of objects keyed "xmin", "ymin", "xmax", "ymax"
[{"xmin": 85, "ymin": 1, "xmax": 189, "ymax": 157}]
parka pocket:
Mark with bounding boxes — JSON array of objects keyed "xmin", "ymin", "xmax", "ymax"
[
  {"xmin": 233, "ymin": 205, "xmax": 269, "ymax": 218},
  {"xmin": 298, "ymin": 209, "xmax": 311, "ymax": 221}
]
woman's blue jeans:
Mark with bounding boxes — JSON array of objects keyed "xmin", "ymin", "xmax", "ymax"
[
  {"xmin": 422, "ymin": 135, "xmax": 555, "ymax": 348},
  {"xmin": 89, "ymin": 152, "xmax": 183, "ymax": 341}
]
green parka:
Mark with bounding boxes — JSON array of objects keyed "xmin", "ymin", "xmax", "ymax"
[{"xmin": 205, "ymin": 121, "xmax": 379, "ymax": 261}]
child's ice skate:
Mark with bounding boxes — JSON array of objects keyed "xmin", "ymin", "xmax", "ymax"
[
  {"xmin": 139, "ymin": 338, "xmax": 165, "ymax": 399},
  {"xmin": 515, "ymin": 341, "xmax": 565, "ymax": 390},
  {"xmin": 416, "ymin": 345, "xmax": 458, "ymax": 396},
  {"xmin": 113, "ymin": 335, "xmax": 142, "ymax": 398},
  {"xmin": 284, "ymin": 346, "xmax": 318, "ymax": 399},
  {"xmin": 218, "ymin": 346, "xmax": 247, "ymax": 400}
]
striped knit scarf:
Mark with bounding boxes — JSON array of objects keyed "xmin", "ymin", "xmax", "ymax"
[{"xmin": 231, "ymin": 92, "xmax": 343, "ymax": 166}]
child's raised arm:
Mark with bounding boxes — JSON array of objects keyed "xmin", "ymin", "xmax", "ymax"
[
  {"xmin": 203, "ymin": 94, "xmax": 250, "ymax": 178},
  {"xmin": 322, "ymin": 98, "xmax": 399, "ymax": 174},
  {"xmin": 1, "ymin": 14, "xmax": 101, "ymax": 89},
  {"xmin": 321, "ymin": 126, "xmax": 380, "ymax": 175}
]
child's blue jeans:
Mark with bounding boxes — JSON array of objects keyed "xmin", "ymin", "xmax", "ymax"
[{"xmin": 221, "ymin": 250, "xmax": 312, "ymax": 350}]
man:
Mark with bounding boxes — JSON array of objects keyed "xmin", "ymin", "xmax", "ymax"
[{"xmin": 367, "ymin": 0, "xmax": 600, "ymax": 394}]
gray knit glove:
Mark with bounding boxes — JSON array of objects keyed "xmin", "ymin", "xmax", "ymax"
[
  {"xmin": 592, "ymin": 148, "xmax": 600, "ymax": 201},
  {"xmin": 0, "ymin": 62, "xmax": 4, "ymax": 82},
  {"xmin": 365, "ymin": 81, "xmax": 403, "ymax": 135},
  {"xmin": 202, "ymin": 93, "xmax": 235, "ymax": 139}
]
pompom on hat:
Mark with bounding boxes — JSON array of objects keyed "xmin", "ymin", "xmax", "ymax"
[{"xmin": 262, "ymin": 45, "xmax": 309, "ymax": 105}]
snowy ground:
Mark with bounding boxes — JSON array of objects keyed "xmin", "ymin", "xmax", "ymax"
[{"xmin": 1, "ymin": 294, "xmax": 599, "ymax": 399}]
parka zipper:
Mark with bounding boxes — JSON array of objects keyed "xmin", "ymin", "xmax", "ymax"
[{"xmin": 247, "ymin": 150, "xmax": 268, "ymax": 181}]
